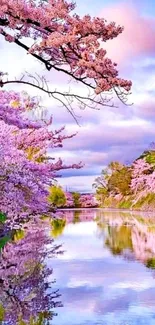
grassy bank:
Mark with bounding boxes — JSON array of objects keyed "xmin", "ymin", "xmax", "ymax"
[{"xmin": 101, "ymin": 193, "xmax": 155, "ymax": 211}]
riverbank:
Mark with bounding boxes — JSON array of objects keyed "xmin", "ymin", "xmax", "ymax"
[{"xmin": 100, "ymin": 192, "xmax": 155, "ymax": 212}]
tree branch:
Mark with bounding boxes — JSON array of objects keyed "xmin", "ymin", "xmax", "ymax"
[{"xmin": 1, "ymin": 73, "xmax": 118, "ymax": 123}]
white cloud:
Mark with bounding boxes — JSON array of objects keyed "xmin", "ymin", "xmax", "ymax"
[{"xmin": 58, "ymin": 175, "xmax": 98, "ymax": 192}]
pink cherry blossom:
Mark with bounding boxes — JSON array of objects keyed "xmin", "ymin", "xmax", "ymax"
[
  {"xmin": 0, "ymin": 90, "xmax": 82, "ymax": 225},
  {"xmin": 0, "ymin": 0, "xmax": 132, "ymax": 97},
  {"xmin": 131, "ymin": 159, "xmax": 155, "ymax": 195}
]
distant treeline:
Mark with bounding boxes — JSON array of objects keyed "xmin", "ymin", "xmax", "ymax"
[{"xmin": 48, "ymin": 186, "xmax": 98, "ymax": 208}]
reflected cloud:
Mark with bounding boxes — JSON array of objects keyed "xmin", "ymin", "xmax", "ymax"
[{"xmin": 51, "ymin": 209, "xmax": 155, "ymax": 325}]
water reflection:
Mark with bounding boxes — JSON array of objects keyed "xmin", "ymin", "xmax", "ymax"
[
  {"xmin": 58, "ymin": 209, "xmax": 155, "ymax": 269},
  {"xmin": 0, "ymin": 220, "xmax": 62, "ymax": 324},
  {"xmin": 51, "ymin": 219, "xmax": 66, "ymax": 238},
  {"xmin": 96, "ymin": 210, "xmax": 155, "ymax": 268},
  {"xmin": 50, "ymin": 209, "xmax": 155, "ymax": 325},
  {"xmin": 1, "ymin": 209, "xmax": 155, "ymax": 325}
]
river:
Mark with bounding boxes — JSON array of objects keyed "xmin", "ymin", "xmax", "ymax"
[{"xmin": 1, "ymin": 209, "xmax": 155, "ymax": 324}]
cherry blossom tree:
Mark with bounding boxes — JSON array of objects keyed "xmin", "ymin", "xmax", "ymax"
[
  {"xmin": 0, "ymin": 219, "xmax": 63, "ymax": 324},
  {"xmin": 64, "ymin": 192, "xmax": 98, "ymax": 208},
  {"xmin": 0, "ymin": 90, "xmax": 82, "ymax": 226},
  {"xmin": 0, "ymin": 0, "xmax": 132, "ymax": 224},
  {"xmin": 131, "ymin": 159, "xmax": 155, "ymax": 195},
  {"xmin": 64, "ymin": 192, "xmax": 74, "ymax": 208},
  {"xmin": 79, "ymin": 193, "xmax": 98, "ymax": 208},
  {"xmin": 0, "ymin": 0, "xmax": 132, "ymax": 119}
]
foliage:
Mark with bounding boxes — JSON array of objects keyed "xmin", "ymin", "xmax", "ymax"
[
  {"xmin": 18, "ymin": 313, "xmax": 48, "ymax": 325},
  {"xmin": 0, "ymin": 219, "xmax": 63, "ymax": 324},
  {"xmin": 94, "ymin": 161, "xmax": 131, "ymax": 198},
  {"xmin": 0, "ymin": 212, "xmax": 6, "ymax": 223},
  {"xmin": 0, "ymin": 0, "xmax": 133, "ymax": 226},
  {"xmin": 79, "ymin": 193, "xmax": 97, "ymax": 208},
  {"xmin": 138, "ymin": 149, "xmax": 155, "ymax": 166},
  {"xmin": 145, "ymin": 151, "xmax": 155, "ymax": 166},
  {"xmin": 94, "ymin": 149, "xmax": 155, "ymax": 210},
  {"xmin": 0, "ymin": 304, "xmax": 5, "ymax": 322},
  {"xmin": 64, "ymin": 192, "xmax": 74, "ymax": 207},
  {"xmin": 48, "ymin": 186, "xmax": 66, "ymax": 208},
  {"xmin": 0, "ymin": 90, "xmax": 81, "ymax": 227},
  {"xmin": 0, "ymin": 0, "xmax": 131, "ymax": 111},
  {"xmin": 64, "ymin": 192, "xmax": 98, "ymax": 208},
  {"xmin": 95, "ymin": 187, "xmax": 108, "ymax": 207},
  {"xmin": 50, "ymin": 218, "xmax": 66, "ymax": 238},
  {"xmin": 103, "ymin": 196, "xmax": 119, "ymax": 208},
  {"xmin": 131, "ymin": 159, "xmax": 155, "ymax": 194},
  {"xmin": 0, "ymin": 235, "xmax": 11, "ymax": 251},
  {"xmin": 13, "ymin": 229, "xmax": 25, "ymax": 242},
  {"xmin": 108, "ymin": 166, "xmax": 132, "ymax": 196},
  {"xmin": 118, "ymin": 199, "xmax": 133, "ymax": 209},
  {"xmin": 71, "ymin": 192, "xmax": 81, "ymax": 208},
  {"xmin": 132, "ymin": 193, "xmax": 155, "ymax": 210}
]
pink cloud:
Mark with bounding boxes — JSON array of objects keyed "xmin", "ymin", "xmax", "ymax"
[
  {"xmin": 63, "ymin": 122, "xmax": 155, "ymax": 152},
  {"xmin": 101, "ymin": 3, "xmax": 155, "ymax": 64},
  {"xmin": 135, "ymin": 99, "xmax": 155, "ymax": 118}
]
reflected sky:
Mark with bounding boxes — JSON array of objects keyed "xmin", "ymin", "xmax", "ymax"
[
  {"xmin": 49, "ymin": 209, "xmax": 155, "ymax": 325},
  {"xmin": 1, "ymin": 210, "xmax": 155, "ymax": 324}
]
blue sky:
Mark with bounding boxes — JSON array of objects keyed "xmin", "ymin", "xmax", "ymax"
[
  {"xmin": 1, "ymin": 0, "xmax": 155, "ymax": 192},
  {"xmin": 76, "ymin": 0, "xmax": 155, "ymax": 18}
]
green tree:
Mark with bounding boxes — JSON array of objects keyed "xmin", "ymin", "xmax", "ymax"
[
  {"xmin": 48, "ymin": 186, "xmax": 66, "ymax": 208},
  {"xmin": 95, "ymin": 187, "xmax": 108, "ymax": 207},
  {"xmin": 72, "ymin": 192, "xmax": 81, "ymax": 208},
  {"xmin": 107, "ymin": 166, "xmax": 132, "ymax": 195},
  {"xmin": 93, "ymin": 167, "xmax": 111, "ymax": 206},
  {"xmin": 93, "ymin": 161, "xmax": 131, "ymax": 204},
  {"xmin": 144, "ymin": 151, "xmax": 155, "ymax": 167},
  {"xmin": 108, "ymin": 161, "xmax": 124, "ymax": 172},
  {"xmin": 137, "ymin": 147, "xmax": 155, "ymax": 167}
]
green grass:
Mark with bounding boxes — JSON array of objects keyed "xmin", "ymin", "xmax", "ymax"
[
  {"xmin": 133, "ymin": 193, "xmax": 155, "ymax": 209},
  {"xmin": 101, "ymin": 192, "xmax": 155, "ymax": 211},
  {"xmin": 103, "ymin": 196, "xmax": 118, "ymax": 207},
  {"xmin": 118, "ymin": 199, "xmax": 132, "ymax": 209}
]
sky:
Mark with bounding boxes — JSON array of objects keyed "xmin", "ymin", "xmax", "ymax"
[{"xmin": 2, "ymin": 0, "xmax": 155, "ymax": 192}]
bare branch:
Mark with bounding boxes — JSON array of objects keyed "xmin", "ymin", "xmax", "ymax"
[{"xmin": 1, "ymin": 73, "xmax": 119, "ymax": 123}]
